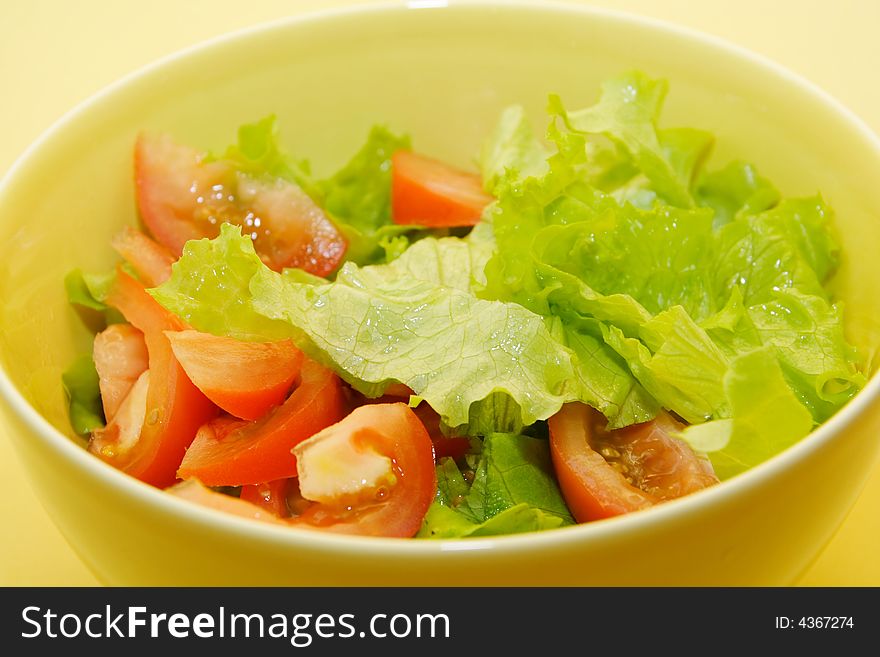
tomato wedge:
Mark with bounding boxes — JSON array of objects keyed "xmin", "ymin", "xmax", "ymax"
[
  {"xmin": 166, "ymin": 330, "xmax": 304, "ymax": 421},
  {"xmin": 96, "ymin": 370, "xmax": 150, "ymax": 455},
  {"xmin": 92, "ymin": 323, "xmax": 149, "ymax": 420},
  {"xmin": 110, "ymin": 226, "xmax": 175, "ymax": 287},
  {"xmin": 168, "ymin": 480, "xmax": 283, "ymax": 525},
  {"xmin": 89, "ymin": 269, "xmax": 217, "ymax": 487},
  {"xmin": 177, "ymin": 359, "xmax": 345, "ymax": 486},
  {"xmin": 291, "ymin": 403, "xmax": 436, "ymax": 538},
  {"xmin": 391, "ymin": 150, "xmax": 493, "ymax": 227},
  {"xmin": 548, "ymin": 403, "xmax": 718, "ymax": 522},
  {"xmin": 239, "ymin": 478, "xmax": 294, "ymax": 517},
  {"xmin": 354, "ymin": 387, "xmax": 470, "ymax": 463},
  {"xmin": 135, "ymin": 133, "xmax": 347, "ymax": 275}
]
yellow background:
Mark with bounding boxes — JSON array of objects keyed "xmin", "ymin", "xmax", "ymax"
[{"xmin": 1, "ymin": 0, "xmax": 878, "ymax": 586}]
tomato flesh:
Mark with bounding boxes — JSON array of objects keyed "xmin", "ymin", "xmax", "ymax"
[
  {"xmin": 135, "ymin": 133, "xmax": 347, "ymax": 275},
  {"xmin": 134, "ymin": 133, "xmax": 227, "ymax": 255},
  {"xmin": 89, "ymin": 269, "xmax": 217, "ymax": 487},
  {"xmin": 177, "ymin": 359, "xmax": 345, "ymax": 486},
  {"xmin": 599, "ymin": 412, "xmax": 718, "ymax": 501},
  {"xmin": 548, "ymin": 403, "xmax": 717, "ymax": 522},
  {"xmin": 166, "ymin": 330, "xmax": 304, "ymax": 421},
  {"xmin": 93, "ymin": 323, "xmax": 149, "ymax": 420},
  {"xmin": 391, "ymin": 150, "xmax": 492, "ymax": 227},
  {"xmin": 110, "ymin": 226, "xmax": 175, "ymax": 287},
  {"xmin": 239, "ymin": 478, "xmax": 294, "ymax": 517},
  {"xmin": 291, "ymin": 402, "xmax": 436, "ymax": 538},
  {"xmin": 168, "ymin": 479, "xmax": 283, "ymax": 525}
]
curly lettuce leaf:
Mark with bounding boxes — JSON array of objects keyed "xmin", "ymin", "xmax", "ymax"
[
  {"xmin": 149, "ymin": 74, "xmax": 862, "ymax": 484},
  {"xmin": 221, "ymin": 115, "xmax": 315, "ymax": 194},
  {"xmin": 153, "ymin": 226, "xmax": 659, "ymax": 431},
  {"xmin": 746, "ymin": 291, "xmax": 864, "ymax": 421},
  {"xmin": 149, "ymin": 225, "xmax": 293, "ymax": 342},
  {"xmin": 254, "ymin": 258, "xmax": 577, "ymax": 428},
  {"xmin": 531, "ymin": 202, "xmax": 717, "ymax": 320},
  {"xmin": 712, "ymin": 200, "xmax": 835, "ymax": 306},
  {"xmin": 602, "ymin": 307, "xmax": 730, "ymax": 424},
  {"xmin": 480, "ymin": 105, "xmax": 549, "ymax": 193},
  {"xmin": 696, "ymin": 160, "xmax": 780, "ymax": 226},
  {"xmin": 152, "ymin": 227, "xmax": 565, "ymax": 429},
  {"xmin": 222, "ymin": 117, "xmax": 419, "ymax": 265},
  {"xmin": 315, "ymin": 126, "xmax": 416, "ymax": 264},
  {"xmin": 550, "ymin": 72, "xmax": 713, "ymax": 207},
  {"xmin": 556, "ymin": 320, "xmax": 659, "ymax": 428},
  {"xmin": 482, "ymin": 71, "xmax": 861, "ymax": 458}
]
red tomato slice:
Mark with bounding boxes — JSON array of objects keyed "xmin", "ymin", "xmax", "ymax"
[
  {"xmin": 354, "ymin": 387, "xmax": 471, "ymax": 463},
  {"xmin": 239, "ymin": 478, "xmax": 293, "ymax": 517},
  {"xmin": 391, "ymin": 150, "xmax": 493, "ymax": 227},
  {"xmin": 89, "ymin": 269, "xmax": 217, "ymax": 488},
  {"xmin": 166, "ymin": 330, "xmax": 304, "ymax": 421},
  {"xmin": 95, "ymin": 370, "xmax": 150, "ymax": 456},
  {"xmin": 110, "ymin": 226, "xmax": 176, "ymax": 287},
  {"xmin": 291, "ymin": 403, "xmax": 436, "ymax": 538},
  {"xmin": 135, "ymin": 133, "xmax": 347, "ymax": 275},
  {"xmin": 548, "ymin": 403, "xmax": 718, "ymax": 522},
  {"xmin": 607, "ymin": 412, "xmax": 719, "ymax": 501},
  {"xmin": 93, "ymin": 323, "xmax": 149, "ymax": 420},
  {"xmin": 168, "ymin": 479, "xmax": 284, "ymax": 525},
  {"xmin": 177, "ymin": 359, "xmax": 345, "ymax": 486}
]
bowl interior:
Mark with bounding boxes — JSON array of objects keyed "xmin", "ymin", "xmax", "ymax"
[{"xmin": 2, "ymin": 3, "xmax": 880, "ymax": 458}]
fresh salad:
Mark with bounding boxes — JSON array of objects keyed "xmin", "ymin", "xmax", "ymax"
[{"xmin": 62, "ymin": 72, "xmax": 864, "ymax": 539}]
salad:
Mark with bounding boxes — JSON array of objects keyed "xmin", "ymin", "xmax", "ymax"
[{"xmin": 62, "ymin": 72, "xmax": 864, "ymax": 539}]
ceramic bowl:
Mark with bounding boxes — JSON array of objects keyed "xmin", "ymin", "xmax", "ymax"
[{"xmin": 2, "ymin": 1, "xmax": 879, "ymax": 585}]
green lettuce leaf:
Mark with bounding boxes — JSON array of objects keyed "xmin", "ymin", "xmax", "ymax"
[
  {"xmin": 681, "ymin": 348, "xmax": 814, "ymax": 479},
  {"xmin": 61, "ymin": 354, "xmax": 105, "ymax": 435},
  {"xmin": 603, "ymin": 306, "xmax": 730, "ymax": 424},
  {"xmin": 480, "ymin": 105, "xmax": 549, "ymax": 193},
  {"xmin": 556, "ymin": 320, "xmax": 659, "ymax": 429},
  {"xmin": 435, "ymin": 456, "xmax": 471, "ymax": 506},
  {"xmin": 153, "ymin": 226, "xmax": 576, "ymax": 429},
  {"xmin": 153, "ymin": 226, "xmax": 661, "ymax": 432},
  {"xmin": 530, "ymin": 201, "xmax": 717, "ymax": 319},
  {"xmin": 254, "ymin": 257, "xmax": 576, "ymax": 428},
  {"xmin": 147, "ymin": 74, "xmax": 862, "ymax": 491},
  {"xmin": 221, "ymin": 115, "xmax": 315, "ymax": 193},
  {"xmin": 746, "ymin": 291, "xmax": 864, "ymax": 422},
  {"xmin": 418, "ymin": 501, "xmax": 565, "ymax": 539},
  {"xmin": 712, "ymin": 200, "xmax": 834, "ymax": 306},
  {"xmin": 550, "ymin": 71, "xmax": 713, "ymax": 207},
  {"xmin": 696, "ymin": 160, "xmax": 780, "ymax": 226},
  {"xmin": 65, "ymin": 268, "xmax": 127, "ymax": 325},
  {"xmin": 463, "ymin": 433, "xmax": 573, "ymax": 523},
  {"xmin": 419, "ymin": 434, "xmax": 572, "ymax": 539},
  {"xmin": 65, "ymin": 269, "xmax": 110, "ymax": 311},
  {"xmin": 149, "ymin": 225, "xmax": 293, "ymax": 342},
  {"xmin": 479, "ymin": 71, "xmax": 861, "ymax": 470},
  {"xmin": 222, "ymin": 117, "xmax": 419, "ymax": 265},
  {"xmin": 315, "ymin": 125, "xmax": 414, "ymax": 264}
]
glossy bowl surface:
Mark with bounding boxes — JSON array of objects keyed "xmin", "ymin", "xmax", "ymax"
[{"xmin": 2, "ymin": 1, "xmax": 880, "ymax": 585}]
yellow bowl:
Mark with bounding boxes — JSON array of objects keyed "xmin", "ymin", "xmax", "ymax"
[{"xmin": 2, "ymin": 1, "xmax": 880, "ymax": 586}]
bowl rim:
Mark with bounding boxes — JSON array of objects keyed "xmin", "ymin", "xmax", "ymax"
[{"xmin": 2, "ymin": 0, "xmax": 880, "ymax": 560}]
